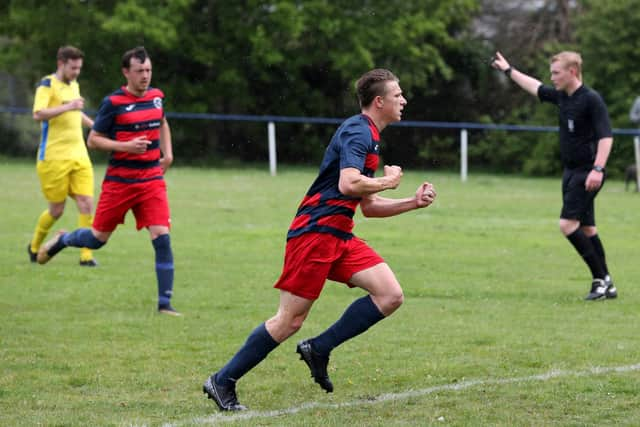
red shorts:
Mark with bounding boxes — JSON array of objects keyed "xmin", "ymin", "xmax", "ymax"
[
  {"xmin": 274, "ymin": 232, "xmax": 384, "ymax": 300},
  {"xmin": 92, "ymin": 179, "xmax": 171, "ymax": 232}
]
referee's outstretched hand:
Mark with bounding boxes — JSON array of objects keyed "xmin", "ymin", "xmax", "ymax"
[{"xmin": 491, "ymin": 52, "xmax": 510, "ymax": 73}]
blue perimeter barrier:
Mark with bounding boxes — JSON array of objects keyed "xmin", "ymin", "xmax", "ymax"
[
  {"xmin": 3, "ymin": 106, "xmax": 640, "ymax": 179},
  {"xmin": 4, "ymin": 105, "xmax": 640, "ymax": 135}
]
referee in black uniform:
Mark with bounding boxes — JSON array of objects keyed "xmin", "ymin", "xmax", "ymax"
[{"xmin": 491, "ymin": 50, "xmax": 617, "ymax": 300}]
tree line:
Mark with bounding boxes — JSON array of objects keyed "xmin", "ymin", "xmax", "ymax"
[{"xmin": 1, "ymin": 0, "xmax": 639, "ymax": 177}]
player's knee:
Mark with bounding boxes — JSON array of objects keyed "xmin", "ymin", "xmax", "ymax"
[
  {"xmin": 558, "ymin": 219, "xmax": 578, "ymax": 236},
  {"xmin": 267, "ymin": 315, "xmax": 305, "ymax": 342},
  {"xmin": 287, "ymin": 315, "xmax": 305, "ymax": 335},
  {"xmin": 49, "ymin": 207, "xmax": 64, "ymax": 219},
  {"xmin": 88, "ymin": 233, "xmax": 107, "ymax": 249},
  {"xmin": 389, "ymin": 290, "xmax": 404, "ymax": 311},
  {"xmin": 276, "ymin": 314, "xmax": 305, "ymax": 339},
  {"xmin": 378, "ymin": 290, "xmax": 404, "ymax": 315}
]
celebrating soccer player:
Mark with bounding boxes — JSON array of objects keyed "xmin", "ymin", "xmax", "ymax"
[{"xmin": 202, "ymin": 68, "xmax": 437, "ymax": 411}]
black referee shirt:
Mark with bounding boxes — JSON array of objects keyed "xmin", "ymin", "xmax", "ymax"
[{"xmin": 538, "ymin": 84, "xmax": 612, "ymax": 169}]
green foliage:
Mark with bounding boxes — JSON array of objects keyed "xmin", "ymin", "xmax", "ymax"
[
  {"xmin": 3, "ymin": 1, "xmax": 639, "ymax": 174},
  {"xmin": 577, "ymin": 0, "xmax": 640, "ymax": 124},
  {"xmin": 0, "ymin": 115, "xmax": 24, "ymax": 156},
  {"xmin": 576, "ymin": 0, "xmax": 640, "ymax": 174},
  {"xmin": 0, "ymin": 0, "xmax": 482, "ymax": 165},
  {"xmin": 101, "ymin": 0, "xmax": 192, "ymax": 49}
]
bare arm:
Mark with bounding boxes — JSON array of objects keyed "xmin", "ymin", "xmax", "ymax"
[
  {"xmin": 81, "ymin": 112, "xmax": 94, "ymax": 128},
  {"xmin": 87, "ymin": 130, "xmax": 150, "ymax": 154},
  {"xmin": 491, "ymin": 51, "xmax": 542, "ymax": 97},
  {"xmin": 33, "ymin": 98, "xmax": 85, "ymax": 121},
  {"xmin": 594, "ymin": 137, "xmax": 613, "ymax": 167},
  {"xmin": 159, "ymin": 118, "xmax": 173, "ymax": 172},
  {"xmin": 585, "ymin": 137, "xmax": 613, "ymax": 191},
  {"xmin": 338, "ymin": 165, "xmax": 402, "ymax": 197},
  {"xmin": 360, "ymin": 182, "xmax": 436, "ymax": 218}
]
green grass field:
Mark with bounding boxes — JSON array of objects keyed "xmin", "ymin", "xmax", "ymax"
[{"xmin": 1, "ymin": 158, "xmax": 639, "ymax": 426}]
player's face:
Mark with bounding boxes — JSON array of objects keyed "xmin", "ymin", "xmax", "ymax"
[
  {"xmin": 550, "ymin": 61, "xmax": 572, "ymax": 91},
  {"xmin": 59, "ymin": 58, "xmax": 83, "ymax": 83},
  {"xmin": 124, "ymin": 58, "xmax": 152, "ymax": 95},
  {"xmin": 380, "ymin": 80, "xmax": 407, "ymax": 123}
]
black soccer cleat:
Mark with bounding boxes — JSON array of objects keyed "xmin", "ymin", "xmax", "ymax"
[
  {"xmin": 604, "ymin": 275, "xmax": 618, "ymax": 299},
  {"xmin": 158, "ymin": 304, "xmax": 182, "ymax": 316},
  {"xmin": 296, "ymin": 339, "xmax": 333, "ymax": 393},
  {"xmin": 202, "ymin": 374, "xmax": 247, "ymax": 411},
  {"xmin": 27, "ymin": 244, "xmax": 37, "ymax": 263},
  {"xmin": 585, "ymin": 278, "xmax": 607, "ymax": 301},
  {"xmin": 79, "ymin": 259, "xmax": 99, "ymax": 267}
]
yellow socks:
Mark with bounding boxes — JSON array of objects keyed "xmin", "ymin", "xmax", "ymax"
[
  {"xmin": 78, "ymin": 213, "xmax": 94, "ymax": 262},
  {"xmin": 30, "ymin": 210, "xmax": 56, "ymax": 253}
]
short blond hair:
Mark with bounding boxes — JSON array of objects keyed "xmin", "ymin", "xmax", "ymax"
[{"xmin": 550, "ymin": 51, "xmax": 582, "ymax": 80}]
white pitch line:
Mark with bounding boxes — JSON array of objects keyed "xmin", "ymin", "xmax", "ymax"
[{"xmin": 163, "ymin": 363, "xmax": 640, "ymax": 426}]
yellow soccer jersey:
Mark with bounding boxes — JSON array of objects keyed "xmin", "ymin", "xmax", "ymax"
[{"xmin": 33, "ymin": 74, "xmax": 89, "ymax": 161}]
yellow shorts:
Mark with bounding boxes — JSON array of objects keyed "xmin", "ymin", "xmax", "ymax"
[{"xmin": 36, "ymin": 158, "xmax": 94, "ymax": 202}]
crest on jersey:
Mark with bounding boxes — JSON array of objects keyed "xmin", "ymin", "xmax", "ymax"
[{"xmin": 153, "ymin": 97, "xmax": 163, "ymax": 109}]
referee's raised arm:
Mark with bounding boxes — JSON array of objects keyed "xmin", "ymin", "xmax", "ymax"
[{"xmin": 491, "ymin": 51, "xmax": 542, "ymax": 97}]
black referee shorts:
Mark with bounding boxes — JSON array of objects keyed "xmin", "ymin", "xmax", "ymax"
[{"xmin": 561, "ymin": 167, "xmax": 605, "ymax": 226}]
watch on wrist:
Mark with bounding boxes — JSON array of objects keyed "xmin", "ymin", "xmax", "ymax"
[
  {"xmin": 592, "ymin": 165, "xmax": 605, "ymax": 173},
  {"xmin": 504, "ymin": 66, "xmax": 512, "ymax": 77}
]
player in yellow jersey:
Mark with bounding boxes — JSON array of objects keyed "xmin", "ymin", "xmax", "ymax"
[{"xmin": 28, "ymin": 46, "xmax": 97, "ymax": 266}]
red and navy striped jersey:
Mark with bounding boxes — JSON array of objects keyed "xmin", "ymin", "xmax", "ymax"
[
  {"xmin": 287, "ymin": 114, "xmax": 380, "ymax": 241},
  {"xmin": 93, "ymin": 86, "xmax": 165, "ymax": 183}
]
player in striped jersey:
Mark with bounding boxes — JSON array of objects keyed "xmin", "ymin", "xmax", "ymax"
[
  {"xmin": 203, "ymin": 69, "xmax": 437, "ymax": 411},
  {"xmin": 37, "ymin": 47, "xmax": 179, "ymax": 316}
]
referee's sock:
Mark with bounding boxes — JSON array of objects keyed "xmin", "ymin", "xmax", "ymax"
[
  {"xmin": 566, "ymin": 229, "xmax": 606, "ymax": 279},
  {"xmin": 311, "ymin": 295, "xmax": 385, "ymax": 357},
  {"xmin": 589, "ymin": 234, "xmax": 610, "ymax": 277}
]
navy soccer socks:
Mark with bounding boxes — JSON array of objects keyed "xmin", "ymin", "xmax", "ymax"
[
  {"xmin": 566, "ymin": 229, "xmax": 606, "ymax": 279},
  {"xmin": 152, "ymin": 234, "xmax": 174, "ymax": 307},
  {"xmin": 61, "ymin": 228, "xmax": 106, "ymax": 249},
  {"xmin": 310, "ymin": 295, "xmax": 385, "ymax": 357},
  {"xmin": 216, "ymin": 323, "xmax": 279, "ymax": 386}
]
